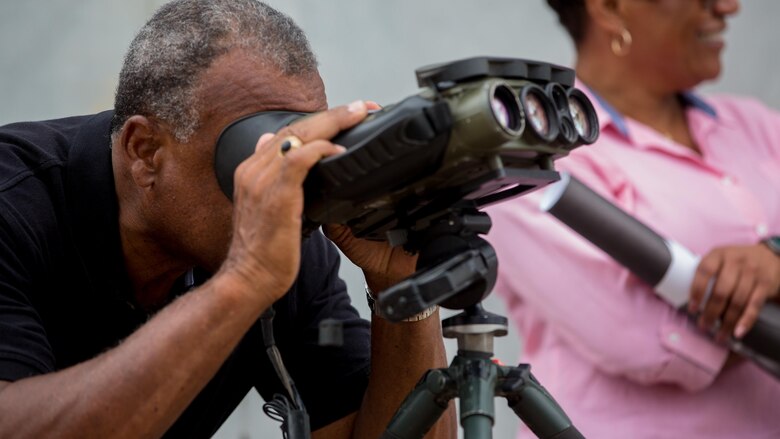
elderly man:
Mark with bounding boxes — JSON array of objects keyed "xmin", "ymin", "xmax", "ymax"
[{"xmin": 0, "ymin": 1, "xmax": 452, "ymax": 437}]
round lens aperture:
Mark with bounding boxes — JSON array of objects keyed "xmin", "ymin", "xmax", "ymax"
[
  {"xmin": 491, "ymin": 97, "xmax": 510, "ymax": 128},
  {"xmin": 545, "ymin": 82, "xmax": 578, "ymax": 147},
  {"xmin": 567, "ymin": 88, "xmax": 599, "ymax": 144},
  {"xmin": 545, "ymin": 83, "xmax": 569, "ymax": 113},
  {"xmin": 569, "ymin": 98, "xmax": 589, "ymax": 138},
  {"xmin": 524, "ymin": 91, "xmax": 552, "ymax": 139},
  {"xmin": 519, "ymin": 85, "xmax": 559, "ymax": 142},
  {"xmin": 489, "ymin": 83, "xmax": 524, "ymax": 136},
  {"xmin": 526, "ymin": 94, "xmax": 548, "ymax": 136}
]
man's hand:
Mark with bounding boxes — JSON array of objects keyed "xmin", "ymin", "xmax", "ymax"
[
  {"xmin": 689, "ymin": 244, "xmax": 780, "ymax": 341},
  {"xmin": 324, "ymin": 224, "xmax": 418, "ymax": 292},
  {"xmin": 319, "ymin": 99, "xmax": 418, "ymax": 293},
  {"xmin": 221, "ymin": 101, "xmax": 370, "ymax": 303}
]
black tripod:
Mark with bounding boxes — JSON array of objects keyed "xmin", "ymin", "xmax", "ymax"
[{"xmin": 376, "ymin": 207, "xmax": 584, "ymax": 439}]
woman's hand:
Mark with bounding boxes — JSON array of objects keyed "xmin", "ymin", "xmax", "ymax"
[{"xmin": 689, "ymin": 244, "xmax": 780, "ymax": 341}]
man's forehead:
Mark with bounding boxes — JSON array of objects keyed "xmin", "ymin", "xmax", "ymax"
[{"xmin": 197, "ymin": 50, "xmax": 327, "ymax": 122}]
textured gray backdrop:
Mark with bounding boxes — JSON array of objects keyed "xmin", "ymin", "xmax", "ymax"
[{"xmin": 2, "ymin": 1, "xmax": 778, "ymax": 438}]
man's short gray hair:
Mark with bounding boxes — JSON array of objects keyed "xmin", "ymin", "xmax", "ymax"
[{"xmin": 111, "ymin": 0, "xmax": 318, "ymax": 142}]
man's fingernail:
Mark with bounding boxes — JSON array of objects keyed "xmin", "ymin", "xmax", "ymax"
[
  {"xmin": 734, "ymin": 325, "xmax": 747, "ymax": 339},
  {"xmin": 335, "ymin": 145, "xmax": 347, "ymax": 153},
  {"xmin": 347, "ymin": 100, "xmax": 366, "ymax": 113}
]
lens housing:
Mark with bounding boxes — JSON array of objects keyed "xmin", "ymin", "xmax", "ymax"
[
  {"xmin": 567, "ymin": 88, "xmax": 599, "ymax": 144},
  {"xmin": 519, "ymin": 84, "xmax": 558, "ymax": 143},
  {"xmin": 489, "ymin": 83, "xmax": 525, "ymax": 136},
  {"xmin": 545, "ymin": 83, "xmax": 578, "ymax": 147}
]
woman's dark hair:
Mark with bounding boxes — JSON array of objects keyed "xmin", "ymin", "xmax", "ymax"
[{"xmin": 546, "ymin": 0, "xmax": 589, "ymax": 45}]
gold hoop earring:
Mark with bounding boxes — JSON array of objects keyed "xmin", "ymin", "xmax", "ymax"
[{"xmin": 610, "ymin": 28, "xmax": 633, "ymax": 57}]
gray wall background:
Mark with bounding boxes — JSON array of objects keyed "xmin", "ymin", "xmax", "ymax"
[{"xmin": 1, "ymin": 1, "xmax": 778, "ymax": 438}]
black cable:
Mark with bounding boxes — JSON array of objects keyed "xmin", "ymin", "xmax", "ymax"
[
  {"xmin": 260, "ymin": 307, "xmax": 311, "ymax": 439},
  {"xmin": 263, "ymin": 394, "xmax": 294, "ymax": 439}
]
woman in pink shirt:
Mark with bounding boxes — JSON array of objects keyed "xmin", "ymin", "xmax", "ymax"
[{"xmin": 487, "ymin": 0, "xmax": 780, "ymax": 437}]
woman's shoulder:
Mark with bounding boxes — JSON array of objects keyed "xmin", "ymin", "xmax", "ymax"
[{"xmin": 702, "ymin": 94, "xmax": 780, "ymax": 149}]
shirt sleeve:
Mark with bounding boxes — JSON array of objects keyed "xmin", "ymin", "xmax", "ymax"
[
  {"xmin": 260, "ymin": 230, "xmax": 371, "ymax": 431},
  {"xmin": 0, "ymin": 180, "xmax": 57, "ymax": 381},
  {"xmin": 486, "ymin": 151, "xmax": 728, "ymax": 392}
]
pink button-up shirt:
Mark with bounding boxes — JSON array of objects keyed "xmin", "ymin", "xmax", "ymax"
[{"xmin": 485, "ymin": 87, "xmax": 780, "ymax": 438}]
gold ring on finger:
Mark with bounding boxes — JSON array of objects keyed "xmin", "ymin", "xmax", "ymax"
[{"xmin": 279, "ymin": 135, "xmax": 304, "ymax": 157}]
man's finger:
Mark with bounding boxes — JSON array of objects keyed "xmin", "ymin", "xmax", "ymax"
[
  {"xmin": 278, "ymin": 140, "xmax": 346, "ymax": 184},
  {"xmin": 275, "ymin": 100, "xmax": 368, "ymax": 145}
]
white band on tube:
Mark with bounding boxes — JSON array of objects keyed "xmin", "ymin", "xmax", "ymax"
[
  {"xmin": 656, "ymin": 240, "xmax": 700, "ymax": 308},
  {"xmin": 539, "ymin": 172, "xmax": 571, "ymax": 213}
]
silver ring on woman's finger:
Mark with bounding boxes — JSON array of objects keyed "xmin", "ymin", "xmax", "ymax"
[{"xmin": 278, "ymin": 135, "xmax": 304, "ymax": 157}]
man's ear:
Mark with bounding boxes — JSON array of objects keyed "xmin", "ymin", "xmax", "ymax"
[
  {"xmin": 584, "ymin": 0, "xmax": 629, "ymax": 35},
  {"xmin": 117, "ymin": 115, "xmax": 166, "ymax": 189}
]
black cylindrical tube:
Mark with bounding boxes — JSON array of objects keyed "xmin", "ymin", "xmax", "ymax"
[{"xmin": 539, "ymin": 173, "xmax": 670, "ymax": 285}]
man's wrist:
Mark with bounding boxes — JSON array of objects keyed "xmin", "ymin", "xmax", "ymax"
[
  {"xmin": 211, "ymin": 265, "xmax": 282, "ymax": 311},
  {"xmin": 365, "ymin": 284, "xmax": 438, "ymax": 322}
]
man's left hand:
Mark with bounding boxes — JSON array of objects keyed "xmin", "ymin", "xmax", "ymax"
[{"xmin": 324, "ymin": 224, "xmax": 417, "ymax": 292}]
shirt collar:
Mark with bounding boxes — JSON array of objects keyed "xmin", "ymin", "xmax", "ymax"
[{"xmin": 575, "ymin": 80, "xmax": 718, "ymax": 139}]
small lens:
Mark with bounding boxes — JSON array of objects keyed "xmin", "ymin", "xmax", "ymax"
[
  {"xmin": 567, "ymin": 88, "xmax": 599, "ymax": 144},
  {"xmin": 525, "ymin": 93, "xmax": 549, "ymax": 137},
  {"xmin": 519, "ymin": 85, "xmax": 559, "ymax": 142},
  {"xmin": 569, "ymin": 98, "xmax": 589, "ymax": 138},
  {"xmin": 545, "ymin": 83, "xmax": 569, "ymax": 113},
  {"xmin": 489, "ymin": 84, "xmax": 524, "ymax": 135}
]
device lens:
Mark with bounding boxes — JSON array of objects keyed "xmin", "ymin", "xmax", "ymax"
[
  {"xmin": 525, "ymin": 93, "xmax": 549, "ymax": 137},
  {"xmin": 569, "ymin": 98, "xmax": 589, "ymax": 138},
  {"xmin": 566, "ymin": 88, "xmax": 599, "ymax": 144},
  {"xmin": 489, "ymin": 84, "xmax": 523, "ymax": 135}
]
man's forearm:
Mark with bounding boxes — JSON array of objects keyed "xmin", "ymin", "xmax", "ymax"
[
  {"xmin": 353, "ymin": 311, "xmax": 456, "ymax": 439},
  {"xmin": 0, "ymin": 273, "xmax": 273, "ymax": 439}
]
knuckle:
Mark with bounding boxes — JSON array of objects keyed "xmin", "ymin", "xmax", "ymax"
[
  {"xmin": 742, "ymin": 262, "xmax": 758, "ymax": 277},
  {"xmin": 283, "ymin": 152, "xmax": 306, "ymax": 168},
  {"xmin": 723, "ymin": 307, "xmax": 740, "ymax": 323},
  {"xmin": 728, "ymin": 293, "xmax": 746, "ymax": 308},
  {"xmin": 280, "ymin": 124, "xmax": 311, "ymax": 142},
  {"xmin": 755, "ymin": 277, "xmax": 770, "ymax": 290},
  {"xmin": 698, "ymin": 261, "xmax": 718, "ymax": 277},
  {"xmin": 709, "ymin": 288, "xmax": 728, "ymax": 305}
]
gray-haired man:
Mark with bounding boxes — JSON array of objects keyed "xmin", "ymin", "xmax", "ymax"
[{"xmin": 0, "ymin": 1, "xmax": 453, "ymax": 437}]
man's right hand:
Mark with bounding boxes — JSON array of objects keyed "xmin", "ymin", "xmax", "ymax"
[{"xmin": 220, "ymin": 100, "xmax": 369, "ymax": 303}]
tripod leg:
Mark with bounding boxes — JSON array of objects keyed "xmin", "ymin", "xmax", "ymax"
[
  {"xmin": 382, "ymin": 369, "xmax": 456, "ymax": 439},
  {"xmin": 499, "ymin": 364, "xmax": 585, "ymax": 439}
]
